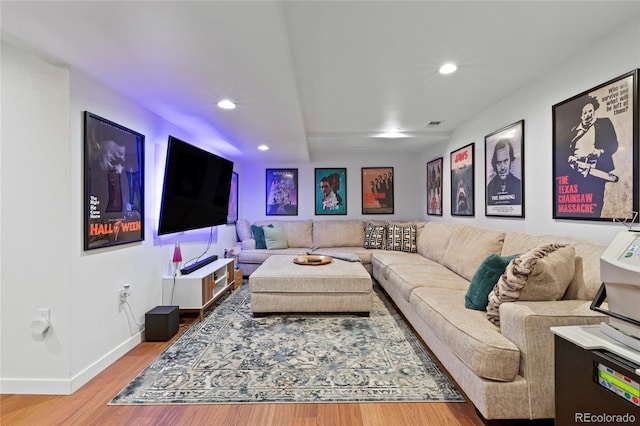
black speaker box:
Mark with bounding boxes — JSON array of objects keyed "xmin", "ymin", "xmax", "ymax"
[{"xmin": 145, "ymin": 305, "xmax": 179, "ymax": 341}]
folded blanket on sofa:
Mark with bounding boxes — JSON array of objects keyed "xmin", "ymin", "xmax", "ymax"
[{"xmin": 307, "ymin": 250, "xmax": 361, "ymax": 263}]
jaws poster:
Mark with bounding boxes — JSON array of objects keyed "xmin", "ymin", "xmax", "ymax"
[{"xmin": 450, "ymin": 143, "xmax": 475, "ymax": 216}]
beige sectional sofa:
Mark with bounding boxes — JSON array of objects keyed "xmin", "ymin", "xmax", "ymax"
[
  {"xmin": 235, "ymin": 219, "xmax": 376, "ymax": 275},
  {"xmin": 233, "ymin": 218, "xmax": 608, "ymax": 422}
]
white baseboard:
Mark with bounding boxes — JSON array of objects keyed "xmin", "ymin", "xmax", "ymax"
[{"xmin": 0, "ymin": 332, "xmax": 142, "ymax": 395}]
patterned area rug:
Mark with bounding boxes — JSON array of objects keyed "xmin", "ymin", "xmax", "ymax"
[{"xmin": 111, "ymin": 283, "xmax": 464, "ymax": 405}]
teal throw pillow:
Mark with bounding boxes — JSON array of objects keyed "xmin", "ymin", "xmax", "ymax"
[
  {"xmin": 251, "ymin": 224, "xmax": 273, "ymax": 249},
  {"xmin": 263, "ymin": 225, "xmax": 288, "ymax": 250},
  {"xmin": 465, "ymin": 253, "xmax": 517, "ymax": 311}
]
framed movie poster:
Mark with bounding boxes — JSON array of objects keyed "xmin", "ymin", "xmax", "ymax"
[
  {"xmin": 427, "ymin": 158, "xmax": 443, "ymax": 216},
  {"xmin": 361, "ymin": 167, "xmax": 394, "ymax": 214},
  {"xmin": 84, "ymin": 111, "xmax": 144, "ymax": 250},
  {"xmin": 450, "ymin": 143, "xmax": 475, "ymax": 217},
  {"xmin": 266, "ymin": 168, "xmax": 298, "ymax": 216},
  {"xmin": 485, "ymin": 120, "xmax": 525, "ymax": 218},
  {"xmin": 553, "ymin": 69, "xmax": 638, "ymax": 221},
  {"xmin": 227, "ymin": 171, "xmax": 238, "ymax": 224},
  {"xmin": 315, "ymin": 168, "xmax": 347, "ymax": 215}
]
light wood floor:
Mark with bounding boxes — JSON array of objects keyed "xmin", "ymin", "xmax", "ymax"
[{"xmin": 1, "ymin": 312, "xmax": 488, "ymax": 426}]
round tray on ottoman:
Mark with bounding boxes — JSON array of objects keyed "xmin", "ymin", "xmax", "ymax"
[{"xmin": 292, "ymin": 255, "xmax": 333, "ymax": 266}]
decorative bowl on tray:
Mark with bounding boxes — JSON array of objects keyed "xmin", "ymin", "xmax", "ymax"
[{"xmin": 292, "ymin": 255, "xmax": 333, "ymax": 266}]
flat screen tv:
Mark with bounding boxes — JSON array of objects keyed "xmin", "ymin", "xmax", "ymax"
[{"xmin": 158, "ymin": 136, "xmax": 234, "ymax": 236}]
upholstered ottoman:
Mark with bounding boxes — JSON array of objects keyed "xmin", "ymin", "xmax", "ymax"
[{"xmin": 249, "ymin": 255, "xmax": 372, "ymax": 315}]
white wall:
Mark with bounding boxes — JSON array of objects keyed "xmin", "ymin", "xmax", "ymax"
[
  {"xmin": 240, "ymin": 149, "xmax": 422, "ymax": 224},
  {"xmin": 1, "ymin": 40, "xmax": 239, "ymax": 394},
  {"xmin": 420, "ymin": 17, "xmax": 640, "ymax": 244},
  {"xmin": 1, "ymin": 40, "xmax": 73, "ymax": 393}
]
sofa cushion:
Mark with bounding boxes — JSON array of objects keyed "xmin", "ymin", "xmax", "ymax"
[
  {"xmin": 238, "ymin": 248, "xmax": 306, "ymax": 264},
  {"xmin": 557, "ymin": 238, "xmax": 606, "ymax": 301},
  {"xmin": 255, "ymin": 220, "xmax": 313, "ymax": 248},
  {"xmin": 236, "ymin": 219, "xmax": 253, "ymax": 242},
  {"xmin": 441, "ymin": 225, "xmax": 505, "ymax": 281},
  {"xmin": 410, "ymin": 287, "xmax": 521, "ymax": 382},
  {"xmin": 263, "ymin": 225, "xmax": 288, "ymax": 249},
  {"xmin": 241, "ymin": 239, "xmax": 257, "ymax": 250},
  {"xmin": 417, "ymin": 222, "xmax": 458, "ymax": 263},
  {"xmin": 385, "ymin": 223, "xmax": 417, "ymax": 253},
  {"xmin": 487, "ymin": 244, "xmax": 576, "ymax": 325},
  {"xmin": 313, "ymin": 220, "xmax": 365, "ymax": 248},
  {"xmin": 501, "ymin": 232, "xmax": 554, "ymax": 256},
  {"xmin": 465, "ymin": 254, "xmax": 517, "ymax": 311},
  {"xmin": 364, "ymin": 223, "xmax": 386, "ymax": 249},
  {"xmin": 383, "ymin": 262, "xmax": 470, "ymax": 302}
]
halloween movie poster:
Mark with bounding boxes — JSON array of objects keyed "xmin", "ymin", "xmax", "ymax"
[{"xmin": 84, "ymin": 112, "xmax": 145, "ymax": 250}]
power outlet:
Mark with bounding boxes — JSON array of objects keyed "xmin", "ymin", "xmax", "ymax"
[
  {"xmin": 120, "ymin": 284, "xmax": 131, "ymax": 301},
  {"xmin": 38, "ymin": 308, "xmax": 51, "ymax": 322}
]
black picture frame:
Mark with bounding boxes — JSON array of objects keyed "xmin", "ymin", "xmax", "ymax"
[
  {"xmin": 426, "ymin": 158, "xmax": 443, "ymax": 216},
  {"xmin": 450, "ymin": 143, "xmax": 475, "ymax": 217},
  {"xmin": 552, "ymin": 69, "xmax": 638, "ymax": 221},
  {"xmin": 227, "ymin": 171, "xmax": 238, "ymax": 224},
  {"xmin": 485, "ymin": 120, "xmax": 525, "ymax": 218},
  {"xmin": 83, "ymin": 111, "xmax": 145, "ymax": 250},
  {"xmin": 266, "ymin": 168, "xmax": 298, "ymax": 216},
  {"xmin": 315, "ymin": 168, "xmax": 347, "ymax": 215},
  {"xmin": 361, "ymin": 167, "xmax": 394, "ymax": 214}
]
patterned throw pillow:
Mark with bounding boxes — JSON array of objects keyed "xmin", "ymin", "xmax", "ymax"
[
  {"xmin": 364, "ymin": 223, "xmax": 386, "ymax": 249},
  {"xmin": 486, "ymin": 244, "xmax": 575, "ymax": 326},
  {"xmin": 385, "ymin": 224, "xmax": 417, "ymax": 253}
]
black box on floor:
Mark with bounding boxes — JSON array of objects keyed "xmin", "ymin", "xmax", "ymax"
[{"xmin": 145, "ymin": 305, "xmax": 179, "ymax": 341}]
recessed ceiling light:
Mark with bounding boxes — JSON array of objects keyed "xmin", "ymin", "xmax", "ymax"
[
  {"xmin": 217, "ymin": 99, "xmax": 236, "ymax": 110},
  {"xmin": 258, "ymin": 144, "xmax": 269, "ymax": 151},
  {"xmin": 379, "ymin": 128, "xmax": 408, "ymax": 138},
  {"xmin": 439, "ymin": 63, "xmax": 457, "ymax": 75}
]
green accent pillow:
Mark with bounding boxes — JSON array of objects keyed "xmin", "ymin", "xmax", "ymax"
[
  {"xmin": 465, "ymin": 254, "xmax": 517, "ymax": 311},
  {"xmin": 262, "ymin": 225, "xmax": 288, "ymax": 250},
  {"xmin": 251, "ymin": 224, "xmax": 273, "ymax": 249}
]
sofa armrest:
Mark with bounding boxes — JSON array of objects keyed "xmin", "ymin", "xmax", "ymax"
[
  {"xmin": 228, "ymin": 243, "xmax": 242, "ymax": 258},
  {"xmin": 241, "ymin": 239, "xmax": 256, "ymax": 250},
  {"xmin": 499, "ymin": 300, "xmax": 607, "ymax": 418}
]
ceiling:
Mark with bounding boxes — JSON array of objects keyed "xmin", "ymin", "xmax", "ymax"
[{"xmin": 2, "ymin": 1, "xmax": 639, "ymax": 164}]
